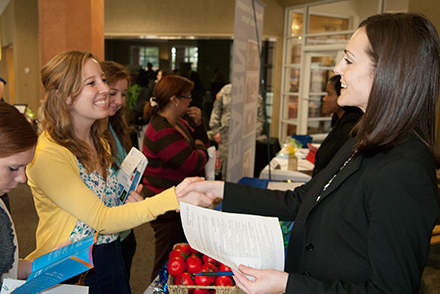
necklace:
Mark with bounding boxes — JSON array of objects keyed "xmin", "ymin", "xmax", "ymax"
[{"xmin": 316, "ymin": 154, "xmax": 354, "ymax": 202}]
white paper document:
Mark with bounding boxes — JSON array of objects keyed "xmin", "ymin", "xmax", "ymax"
[{"xmin": 180, "ymin": 202, "xmax": 285, "ymax": 272}]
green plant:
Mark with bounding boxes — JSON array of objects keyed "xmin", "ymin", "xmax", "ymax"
[{"xmin": 125, "ymin": 84, "xmax": 142, "ymax": 111}]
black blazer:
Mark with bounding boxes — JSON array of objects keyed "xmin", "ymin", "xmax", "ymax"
[
  {"xmin": 313, "ymin": 107, "xmax": 363, "ymax": 176},
  {"xmin": 222, "ymin": 135, "xmax": 439, "ymax": 293}
]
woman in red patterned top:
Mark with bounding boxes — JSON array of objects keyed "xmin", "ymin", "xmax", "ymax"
[{"xmin": 142, "ymin": 74, "xmax": 209, "ymax": 281}]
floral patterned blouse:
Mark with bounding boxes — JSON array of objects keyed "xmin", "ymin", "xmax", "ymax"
[{"xmin": 68, "ymin": 160, "xmax": 121, "ymax": 245}]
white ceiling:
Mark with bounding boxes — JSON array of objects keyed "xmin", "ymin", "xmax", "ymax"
[{"xmin": 0, "ymin": 0, "xmax": 9, "ymax": 15}]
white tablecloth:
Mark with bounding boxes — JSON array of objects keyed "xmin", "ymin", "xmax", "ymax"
[{"xmin": 259, "ymin": 148, "xmax": 314, "ymax": 182}]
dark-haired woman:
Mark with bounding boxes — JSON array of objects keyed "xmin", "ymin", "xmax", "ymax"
[
  {"xmin": 176, "ymin": 12, "xmax": 440, "ymax": 294},
  {"xmin": 142, "ymin": 75, "xmax": 209, "ymax": 280},
  {"xmin": 312, "ymin": 75, "xmax": 363, "ymax": 176}
]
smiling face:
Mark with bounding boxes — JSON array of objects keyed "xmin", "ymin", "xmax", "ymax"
[
  {"xmin": 69, "ymin": 58, "xmax": 110, "ymax": 128},
  {"xmin": 108, "ymin": 78, "xmax": 128, "ymax": 116},
  {"xmin": 334, "ymin": 27, "xmax": 374, "ymax": 112},
  {"xmin": 0, "ymin": 146, "xmax": 35, "ymax": 195}
]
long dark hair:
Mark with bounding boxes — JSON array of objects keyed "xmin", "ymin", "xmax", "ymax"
[{"xmin": 352, "ymin": 13, "xmax": 440, "ymax": 166}]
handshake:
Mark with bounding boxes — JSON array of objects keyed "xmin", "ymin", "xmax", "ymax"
[{"xmin": 175, "ymin": 177, "xmax": 225, "ymax": 208}]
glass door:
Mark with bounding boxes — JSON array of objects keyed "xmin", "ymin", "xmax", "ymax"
[
  {"xmin": 280, "ymin": 49, "xmax": 344, "ymax": 141},
  {"xmin": 298, "ymin": 51, "xmax": 343, "ymax": 140}
]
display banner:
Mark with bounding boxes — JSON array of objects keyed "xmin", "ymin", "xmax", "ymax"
[{"xmin": 226, "ymin": 0, "xmax": 265, "ymax": 182}]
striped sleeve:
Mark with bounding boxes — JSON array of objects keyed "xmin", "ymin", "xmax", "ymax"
[{"xmin": 142, "ymin": 115, "xmax": 208, "ymax": 193}]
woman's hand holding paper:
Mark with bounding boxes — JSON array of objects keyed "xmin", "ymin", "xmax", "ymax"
[{"xmin": 232, "ymin": 265, "xmax": 288, "ymax": 294}]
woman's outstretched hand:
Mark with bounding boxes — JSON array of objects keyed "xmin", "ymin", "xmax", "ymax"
[
  {"xmin": 175, "ymin": 177, "xmax": 225, "ymax": 207},
  {"xmin": 232, "ymin": 265, "xmax": 288, "ymax": 294}
]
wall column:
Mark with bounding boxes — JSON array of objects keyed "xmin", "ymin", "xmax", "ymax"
[{"xmin": 38, "ymin": 0, "xmax": 104, "ymax": 66}]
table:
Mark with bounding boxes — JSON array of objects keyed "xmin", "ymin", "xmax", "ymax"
[{"xmin": 258, "ymin": 148, "xmax": 314, "ymax": 182}]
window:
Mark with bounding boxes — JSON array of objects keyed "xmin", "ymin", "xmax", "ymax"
[
  {"xmin": 131, "ymin": 46, "xmax": 159, "ymax": 69},
  {"xmin": 171, "ymin": 46, "xmax": 198, "ymax": 72}
]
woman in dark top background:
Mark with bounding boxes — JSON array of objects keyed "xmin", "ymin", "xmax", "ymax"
[{"xmin": 312, "ymin": 74, "xmax": 363, "ymax": 176}]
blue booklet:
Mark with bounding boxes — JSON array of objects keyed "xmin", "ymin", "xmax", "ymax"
[{"xmin": 11, "ymin": 234, "xmax": 97, "ymax": 294}]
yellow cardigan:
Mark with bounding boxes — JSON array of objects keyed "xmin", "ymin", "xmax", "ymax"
[{"xmin": 26, "ymin": 132, "xmax": 179, "ymax": 260}]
